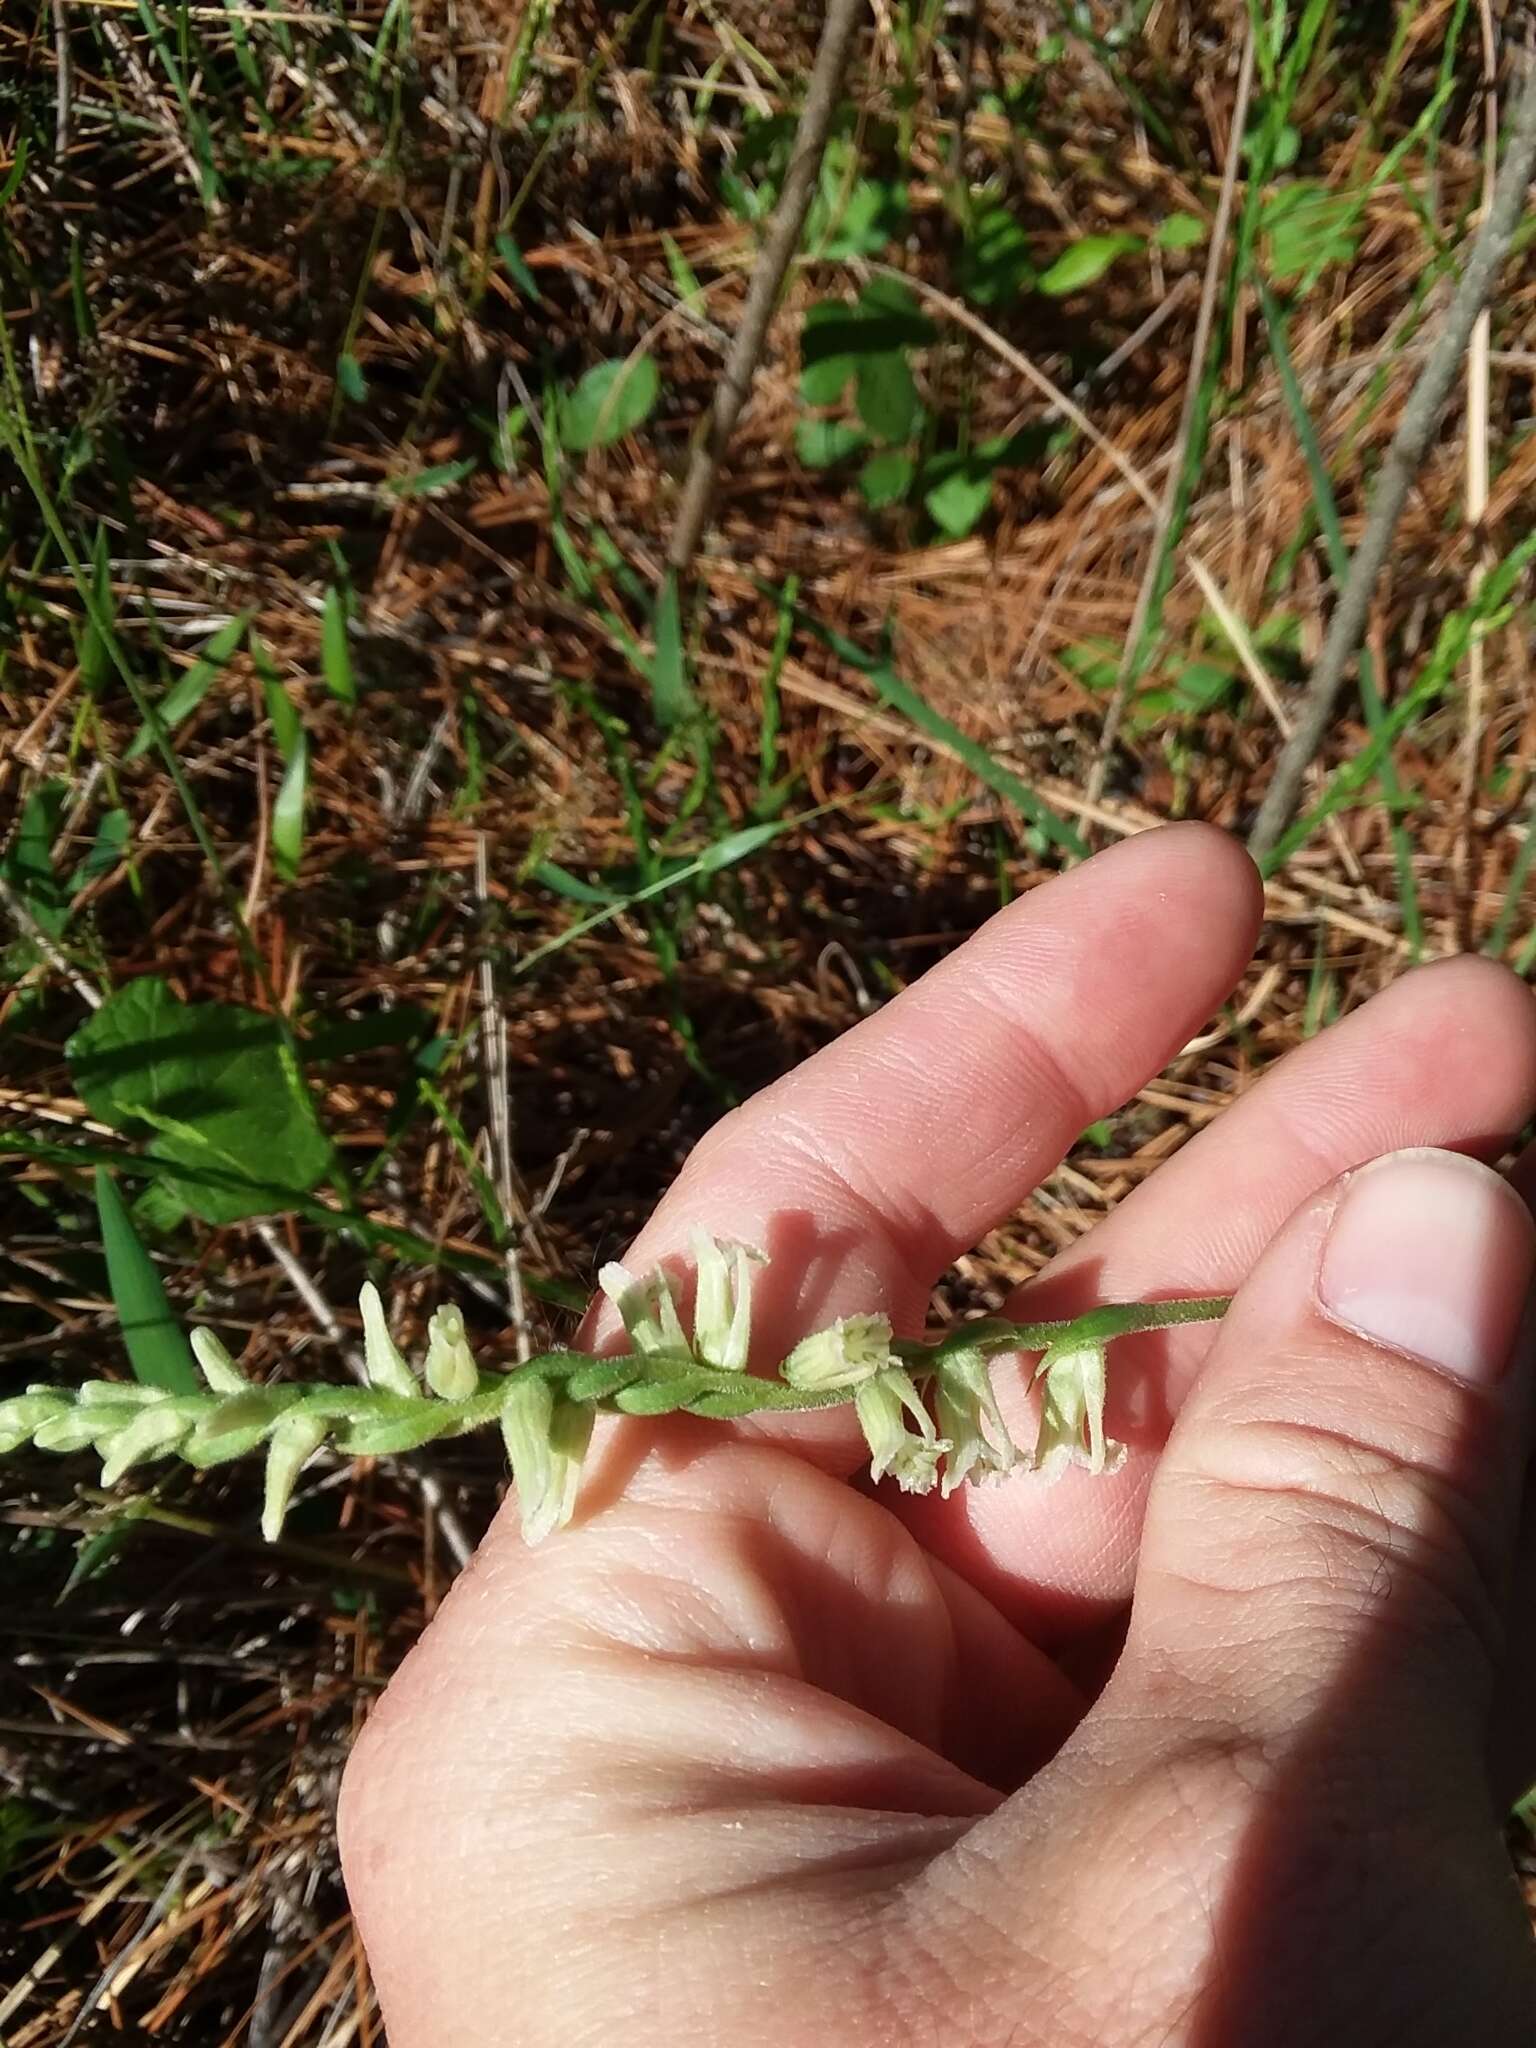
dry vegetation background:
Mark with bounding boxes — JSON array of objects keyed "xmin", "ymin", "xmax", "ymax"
[{"xmin": 3, "ymin": 0, "xmax": 1536, "ymax": 2038}]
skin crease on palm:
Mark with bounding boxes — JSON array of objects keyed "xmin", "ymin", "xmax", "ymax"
[{"xmin": 339, "ymin": 825, "xmax": 1536, "ymax": 2047}]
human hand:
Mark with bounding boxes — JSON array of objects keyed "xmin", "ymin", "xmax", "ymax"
[{"xmin": 340, "ymin": 824, "xmax": 1536, "ymax": 2046}]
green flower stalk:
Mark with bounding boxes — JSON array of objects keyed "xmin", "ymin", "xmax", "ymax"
[{"xmin": 0, "ymin": 1236, "xmax": 1231, "ymax": 1548}]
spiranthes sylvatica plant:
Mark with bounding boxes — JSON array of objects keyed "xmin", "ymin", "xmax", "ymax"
[{"xmin": 0, "ymin": 1227, "xmax": 1227, "ymax": 1546}]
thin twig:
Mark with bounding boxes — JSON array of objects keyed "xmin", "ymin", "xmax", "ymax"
[
  {"xmin": 665, "ymin": 0, "xmax": 868, "ymax": 574},
  {"xmin": 52, "ymin": 0, "xmax": 73, "ymax": 161},
  {"xmin": 1088, "ymin": 22, "xmax": 1255, "ymax": 806},
  {"xmin": 0, "ymin": 874, "xmax": 104, "ymax": 1012},
  {"xmin": 1250, "ymin": 47, "xmax": 1536, "ymax": 861},
  {"xmin": 1458, "ymin": 0, "xmax": 1500, "ymax": 927}
]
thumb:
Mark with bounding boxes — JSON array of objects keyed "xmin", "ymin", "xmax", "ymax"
[{"xmin": 1116, "ymin": 1146, "xmax": 1536, "ymax": 1788}]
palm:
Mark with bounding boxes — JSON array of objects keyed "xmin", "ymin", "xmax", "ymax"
[{"xmin": 341, "ymin": 829, "xmax": 1536, "ymax": 2046}]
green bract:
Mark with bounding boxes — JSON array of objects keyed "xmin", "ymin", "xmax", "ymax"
[{"xmin": 0, "ymin": 1239, "xmax": 1228, "ymax": 1547}]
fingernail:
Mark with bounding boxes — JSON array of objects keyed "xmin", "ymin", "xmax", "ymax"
[{"xmin": 1318, "ymin": 1148, "xmax": 1536, "ymax": 1384}]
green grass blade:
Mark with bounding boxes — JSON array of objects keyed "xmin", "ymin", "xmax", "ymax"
[
  {"xmin": 125, "ymin": 611, "xmax": 252, "ymax": 760},
  {"xmin": 797, "ymin": 603, "xmax": 1086, "ymax": 859},
  {"xmin": 1258, "ymin": 282, "xmax": 1422, "ymax": 952},
  {"xmin": 650, "ymin": 571, "xmax": 696, "ymax": 727},
  {"xmin": 272, "ymin": 731, "xmax": 308, "ymax": 883},
  {"xmin": 94, "ymin": 1168, "xmax": 198, "ymax": 1392},
  {"xmin": 321, "ymin": 584, "xmax": 357, "ymax": 704}
]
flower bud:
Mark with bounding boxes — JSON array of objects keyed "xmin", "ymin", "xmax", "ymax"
[
  {"xmin": 853, "ymin": 1368, "xmax": 948, "ymax": 1495},
  {"xmin": 100, "ymin": 1401, "xmax": 196, "ymax": 1488},
  {"xmin": 424, "ymin": 1304, "xmax": 478, "ymax": 1401},
  {"xmin": 782, "ymin": 1313, "xmax": 896, "ymax": 1392},
  {"xmin": 500, "ymin": 1372, "xmax": 594, "ymax": 1544},
  {"xmin": 262, "ymin": 1410, "xmax": 328, "ymax": 1541},
  {"xmin": 359, "ymin": 1283, "xmax": 419, "ymax": 1396},
  {"xmin": 191, "ymin": 1327, "xmax": 248, "ymax": 1394},
  {"xmin": 0, "ymin": 1391, "xmax": 69, "ymax": 1454},
  {"xmin": 689, "ymin": 1228, "xmax": 764, "ymax": 1373}
]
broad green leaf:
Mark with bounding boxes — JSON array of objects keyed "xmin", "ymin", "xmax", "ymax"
[
  {"xmin": 337, "ymin": 352, "xmax": 368, "ymax": 401},
  {"xmin": 68, "ymin": 978, "xmax": 332, "ymax": 1224},
  {"xmin": 94, "ymin": 1166, "xmax": 198, "ymax": 1391},
  {"xmin": 799, "ymin": 279, "xmax": 935, "ymax": 404},
  {"xmin": 386, "ymin": 458, "xmax": 477, "ymax": 498},
  {"xmin": 855, "ymin": 349, "xmax": 921, "ymax": 443},
  {"xmin": 272, "ymin": 730, "xmax": 308, "ymax": 882},
  {"xmin": 650, "ymin": 571, "xmax": 696, "ymax": 728},
  {"xmin": 125, "ymin": 611, "xmax": 252, "ymax": 759},
  {"xmin": 494, "ymin": 231, "xmax": 543, "ymax": 302},
  {"xmin": 321, "ymin": 584, "xmax": 356, "ymax": 704},
  {"xmin": 1059, "ymin": 638, "xmax": 1120, "ymax": 693},
  {"xmin": 1263, "ymin": 181, "xmax": 1361, "ymax": 283},
  {"xmin": 69, "ymin": 809, "xmax": 129, "ymax": 896},
  {"xmin": 1, "ymin": 783, "xmax": 68, "ymax": 937},
  {"xmin": 922, "ymin": 460, "xmax": 994, "ymax": 538},
  {"xmin": 561, "ymin": 356, "xmax": 661, "ymax": 452},
  {"xmin": 858, "ymin": 448, "xmax": 915, "ymax": 508},
  {"xmin": 956, "ymin": 202, "xmax": 1036, "ymax": 307},
  {"xmin": 1171, "ymin": 660, "xmax": 1240, "ymax": 711},
  {"xmin": 1155, "ymin": 211, "xmax": 1208, "ymax": 250},
  {"xmin": 812, "ymin": 166, "xmax": 908, "ymax": 259},
  {"xmin": 794, "ymin": 417, "xmax": 867, "ymax": 469},
  {"xmin": 1037, "ymin": 234, "xmax": 1143, "ymax": 297}
]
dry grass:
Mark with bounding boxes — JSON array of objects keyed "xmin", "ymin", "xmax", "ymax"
[{"xmin": 3, "ymin": 0, "xmax": 1536, "ymax": 2035}]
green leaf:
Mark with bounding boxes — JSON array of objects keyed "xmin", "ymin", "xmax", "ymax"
[
  {"xmin": 561, "ymin": 356, "xmax": 661, "ymax": 452},
  {"xmin": 260, "ymin": 679, "xmax": 303, "ymax": 768},
  {"xmin": 956, "ymin": 202, "xmax": 1036, "ymax": 307},
  {"xmin": 1037, "ymin": 233, "xmax": 1143, "ymax": 297},
  {"xmin": 799, "ymin": 279, "xmax": 935, "ymax": 405},
  {"xmin": 0, "ymin": 136, "xmax": 29, "ymax": 209},
  {"xmin": 922, "ymin": 460, "xmax": 994, "ymax": 539},
  {"xmin": 1262, "ymin": 181, "xmax": 1361, "ymax": 284},
  {"xmin": 321, "ymin": 584, "xmax": 356, "ymax": 705},
  {"xmin": 125, "ymin": 611, "xmax": 252, "ymax": 760},
  {"xmin": 337, "ymin": 352, "xmax": 368, "ymax": 401},
  {"xmin": 858, "ymin": 448, "xmax": 915, "ymax": 508},
  {"xmin": 855, "ymin": 349, "xmax": 921, "ymax": 443},
  {"xmin": 94, "ymin": 1167, "xmax": 198, "ymax": 1391},
  {"xmin": 1171, "ymin": 659, "xmax": 1240, "ymax": 712},
  {"xmin": 812, "ymin": 167, "xmax": 908, "ymax": 259},
  {"xmin": 1155, "ymin": 211, "xmax": 1208, "ymax": 250},
  {"xmin": 530, "ymin": 859, "xmax": 620, "ymax": 907},
  {"xmin": 650, "ymin": 571, "xmax": 696, "ymax": 728},
  {"xmin": 494, "ymin": 231, "xmax": 542, "ymax": 302},
  {"xmin": 661, "ymin": 232, "xmax": 704, "ymax": 312},
  {"xmin": 68, "ymin": 979, "xmax": 332, "ymax": 1224},
  {"xmin": 1, "ymin": 782, "xmax": 68, "ymax": 937},
  {"xmin": 1059, "ymin": 637, "xmax": 1121, "ymax": 693},
  {"xmin": 799, "ymin": 609, "xmax": 1086, "ymax": 860},
  {"xmin": 69, "ymin": 809, "xmax": 129, "ymax": 897},
  {"xmin": 386, "ymin": 458, "xmax": 477, "ymax": 498},
  {"xmin": 272, "ymin": 731, "xmax": 308, "ymax": 883},
  {"xmin": 794, "ymin": 417, "xmax": 868, "ymax": 469}
]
